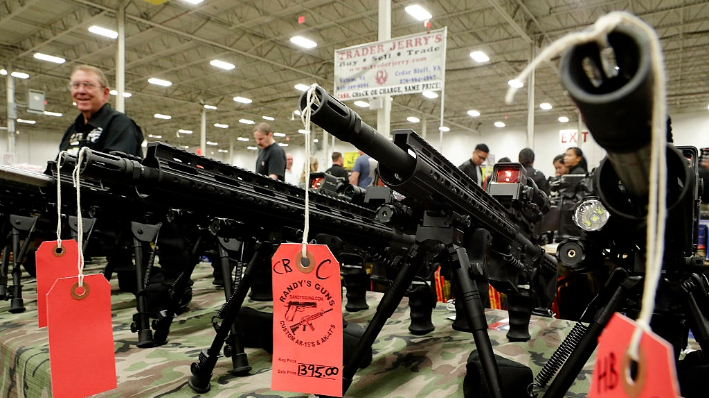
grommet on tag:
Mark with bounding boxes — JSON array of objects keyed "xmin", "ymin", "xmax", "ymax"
[
  {"xmin": 53, "ymin": 244, "xmax": 66, "ymax": 257},
  {"xmin": 621, "ymin": 347, "xmax": 646, "ymax": 397},
  {"xmin": 71, "ymin": 282, "xmax": 90, "ymax": 300},
  {"xmin": 295, "ymin": 250, "xmax": 316, "ymax": 274}
]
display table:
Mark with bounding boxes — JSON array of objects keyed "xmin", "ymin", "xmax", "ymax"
[{"xmin": 0, "ymin": 261, "xmax": 596, "ymax": 397}]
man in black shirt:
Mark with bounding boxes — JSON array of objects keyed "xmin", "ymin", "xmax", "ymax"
[
  {"xmin": 459, "ymin": 143, "xmax": 489, "ymax": 186},
  {"xmin": 325, "ymin": 151, "xmax": 349, "ymax": 180},
  {"xmin": 253, "ymin": 122, "xmax": 286, "ymax": 181},
  {"xmin": 60, "ymin": 65, "xmax": 143, "ymax": 157},
  {"xmin": 518, "ymin": 148, "xmax": 550, "ymax": 195}
]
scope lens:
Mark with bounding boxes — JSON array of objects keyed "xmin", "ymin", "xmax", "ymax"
[
  {"xmin": 494, "ymin": 166, "xmax": 520, "ymax": 183},
  {"xmin": 573, "ymin": 199, "xmax": 610, "ymax": 231}
]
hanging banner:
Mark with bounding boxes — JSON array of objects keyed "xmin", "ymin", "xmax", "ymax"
[{"xmin": 334, "ymin": 28, "xmax": 447, "ymax": 101}]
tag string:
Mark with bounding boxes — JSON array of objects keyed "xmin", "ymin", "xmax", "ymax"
[
  {"xmin": 505, "ymin": 11, "xmax": 667, "ymax": 361},
  {"xmin": 56, "ymin": 152, "xmax": 67, "ymax": 249},
  {"xmin": 71, "ymin": 148, "xmax": 88, "ymax": 287},
  {"xmin": 299, "ymin": 85, "xmax": 321, "ymax": 257}
]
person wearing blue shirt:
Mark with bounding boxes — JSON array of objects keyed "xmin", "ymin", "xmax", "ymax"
[{"xmin": 350, "ymin": 150, "xmax": 373, "ymax": 187}]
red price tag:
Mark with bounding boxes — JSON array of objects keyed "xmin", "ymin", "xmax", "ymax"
[
  {"xmin": 588, "ymin": 313, "xmax": 680, "ymax": 398},
  {"xmin": 271, "ymin": 243, "xmax": 343, "ymax": 397},
  {"xmin": 47, "ymin": 274, "xmax": 117, "ymax": 398},
  {"xmin": 36, "ymin": 240, "xmax": 79, "ymax": 328}
]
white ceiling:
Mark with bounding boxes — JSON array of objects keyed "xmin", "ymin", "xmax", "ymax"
[{"xmin": 2, "ymin": 0, "xmax": 709, "ymax": 152}]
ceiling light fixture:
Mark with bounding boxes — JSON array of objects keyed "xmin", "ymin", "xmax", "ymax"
[
  {"xmin": 439, "ymin": 126, "xmax": 450, "ymax": 132},
  {"xmin": 540, "ymin": 103, "xmax": 553, "ymax": 110},
  {"xmin": 508, "ymin": 80, "xmax": 523, "ymax": 88},
  {"xmin": 17, "ymin": 119, "xmax": 36, "ymax": 124},
  {"xmin": 237, "ymin": 137, "xmax": 249, "ymax": 142},
  {"xmin": 559, "ymin": 116, "xmax": 570, "ymax": 123},
  {"xmin": 88, "ymin": 25, "xmax": 118, "ymax": 39},
  {"xmin": 494, "ymin": 121, "xmax": 506, "ymax": 128},
  {"xmin": 290, "ymin": 36, "xmax": 317, "ymax": 49},
  {"xmin": 218, "ymin": 149, "xmax": 229, "ymax": 153},
  {"xmin": 278, "ymin": 143, "xmax": 289, "ymax": 147},
  {"xmin": 44, "ymin": 111, "xmax": 63, "ymax": 117},
  {"xmin": 34, "ymin": 53, "xmax": 65, "ymax": 64},
  {"xmin": 405, "ymin": 5, "xmax": 432, "ymax": 21},
  {"xmin": 182, "ymin": 0, "xmax": 204, "ymax": 4},
  {"xmin": 148, "ymin": 78, "xmax": 172, "ymax": 87},
  {"xmin": 109, "ymin": 90, "xmax": 132, "ymax": 97},
  {"xmin": 407, "ymin": 116, "xmax": 420, "ymax": 123},
  {"xmin": 148, "ymin": 134, "xmax": 163, "ymax": 139},
  {"xmin": 233, "ymin": 96, "xmax": 252, "ymax": 104},
  {"xmin": 11, "ymin": 72, "xmax": 29, "ymax": 79},
  {"xmin": 214, "ymin": 123, "xmax": 229, "ymax": 129},
  {"xmin": 422, "ymin": 90, "xmax": 439, "ymax": 99},
  {"xmin": 178, "ymin": 129, "xmax": 193, "ymax": 134},
  {"xmin": 469, "ymin": 51, "xmax": 490, "ymax": 63},
  {"xmin": 354, "ymin": 101, "xmax": 370, "ymax": 108},
  {"xmin": 298, "ymin": 129, "xmax": 308, "ymax": 134},
  {"xmin": 154, "ymin": 113, "xmax": 171, "ymax": 119},
  {"xmin": 210, "ymin": 60, "xmax": 235, "ymax": 70},
  {"xmin": 262, "ymin": 116, "xmax": 275, "ymax": 121},
  {"xmin": 294, "ymin": 84, "xmax": 310, "ymax": 92},
  {"xmin": 293, "ymin": 110, "xmax": 302, "ymax": 116},
  {"xmin": 467, "ymin": 110, "xmax": 481, "ymax": 117},
  {"xmin": 239, "ymin": 119, "xmax": 255, "ymax": 124},
  {"xmin": 273, "ymin": 132, "xmax": 286, "ymax": 137},
  {"xmin": 0, "ymin": 69, "xmax": 6, "ymax": 75},
  {"xmin": 247, "ymin": 146, "xmax": 258, "ymax": 150},
  {"xmin": 204, "ymin": 104, "xmax": 217, "ymax": 110},
  {"xmin": 206, "ymin": 141, "xmax": 219, "ymax": 146}
]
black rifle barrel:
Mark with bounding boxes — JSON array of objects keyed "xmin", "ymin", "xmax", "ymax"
[{"xmin": 559, "ymin": 23, "xmax": 654, "ymax": 197}]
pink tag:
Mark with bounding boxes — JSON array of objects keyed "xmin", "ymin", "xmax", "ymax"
[
  {"xmin": 47, "ymin": 274, "xmax": 117, "ymax": 397},
  {"xmin": 36, "ymin": 240, "xmax": 79, "ymax": 328},
  {"xmin": 588, "ymin": 313, "xmax": 680, "ymax": 398},
  {"xmin": 271, "ymin": 243, "xmax": 343, "ymax": 397}
]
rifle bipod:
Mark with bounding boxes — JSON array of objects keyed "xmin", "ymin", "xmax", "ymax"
[
  {"xmin": 188, "ymin": 241, "xmax": 276, "ymax": 393},
  {"xmin": 337, "ymin": 213, "xmax": 505, "ymax": 398},
  {"xmin": 0, "ymin": 215, "xmax": 38, "ymax": 313},
  {"xmin": 151, "ymin": 229, "xmax": 207, "ymax": 345},
  {"xmin": 130, "ymin": 221, "xmax": 162, "ymax": 348}
]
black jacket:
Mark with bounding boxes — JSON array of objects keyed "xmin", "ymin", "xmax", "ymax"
[
  {"xmin": 325, "ymin": 164, "xmax": 349, "ymax": 180},
  {"xmin": 60, "ymin": 103, "xmax": 144, "ymax": 158}
]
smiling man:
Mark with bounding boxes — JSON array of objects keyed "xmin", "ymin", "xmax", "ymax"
[{"xmin": 59, "ymin": 65, "xmax": 144, "ymax": 157}]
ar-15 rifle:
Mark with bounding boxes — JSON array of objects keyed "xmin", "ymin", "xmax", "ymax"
[
  {"xmin": 77, "ymin": 143, "xmax": 414, "ymax": 393},
  {"xmin": 290, "ymin": 308, "xmax": 333, "ymax": 334},
  {"xmin": 285, "ymin": 300, "xmax": 318, "ymax": 321},
  {"xmin": 299, "ymin": 85, "xmax": 558, "ymax": 397}
]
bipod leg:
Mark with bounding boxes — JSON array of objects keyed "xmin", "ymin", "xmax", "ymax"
[
  {"xmin": 447, "ymin": 242, "xmax": 503, "ymax": 398},
  {"xmin": 682, "ymin": 274, "xmax": 709, "ymax": 358},
  {"xmin": 0, "ymin": 242, "xmax": 10, "ymax": 300},
  {"xmin": 68, "ymin": 216, "xmax": 96, "ymax": 254},
  {"xmin": 542, "ymin": 267, "xmax": 636, "ymax": 398},
  {"xmin": 340, "ymin": 242, "xmax": 427, "ymax": 395},
  {"xmin": 8, "ymin": 215, "xmax": 38, "ymax": 313},
  {"xmin": 152, "ymin": 232, "xmax": 206, "ymax": 345},
  {"xmin": 129, "ymin": 221, "xmax": 162, "ymax": 348},
  {"xmin": 188, "ymin": 241, "xmax": 275, "ymax": 394},
  {"xmin": 216, "ymin": 237, "xmax": 252, "ymax": 376}
]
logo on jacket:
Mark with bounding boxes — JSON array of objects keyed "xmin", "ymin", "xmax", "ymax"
[{"xmin": 87, "ymin": 127, "xmax": 103, "ymax": 143}]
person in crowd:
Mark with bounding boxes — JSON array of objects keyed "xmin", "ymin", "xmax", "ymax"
[
  {"xmin": 60, "ymin": 65, "xmax": 143, "ymax": 157},
  {"xmin": 284, "ymin": 153, "xmax": 299, "ymax": 185},
  {"xmin": 299, "ymin": 156, "xmax": 319, "ymax": 186},
  {"xmin": 350, "ymin": 150, "xmax": 374, "ymax": 187},
  {"xmin": 253, "ymin": 122, "xmax": 286, "ymax": 181},
  {"xmin": 518, "ymin": 148, "xmax": 550, "ymax": 195},
  {"xmin": 459, "ymin": 143, "xmax": 489, "ymax": 186},
  {"xmin": 325, "ymin": 151, "xmax": 349, "ymax": 180},
  {"xmin": 564, "ymin": 147, "xmax": 588, "ymax": 174},
  {"xmin": 553, "ymin": 154, "xmax": 569, "ymax": 176}
]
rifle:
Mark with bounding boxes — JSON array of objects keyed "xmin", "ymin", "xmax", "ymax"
[
  {"xmin": 290, "ymin": 308, "xmax": 334, "ymax": 334},
  {"xmin": 77, "ymin": 143, "xmax": 415, "ymax": 393},
  {"xmin": 299, "ymin": 85, "xmax": 558, "ymax": 396}
]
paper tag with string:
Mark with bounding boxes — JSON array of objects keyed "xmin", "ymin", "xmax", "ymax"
[
  {"xmin": 47, "ymin": 274, "xmax": 117, "ymax": 397},
  {"xmin": 588, "ymin": 313, "xmax": 679, "ymax": 398},
  {"xmin": 271, "ymin": 243, "xmax": 343, "ymax": 397},
  {"xmin": 46, "ymin": 148, "xmax": 117, "ymax": 397},
  {"xmin": 36, "ymin": 152, "xmax": 77, "ymax": 328},
  {"xmin": 36, "ymin": 240, "xmax": 78, "ymax": 328}
]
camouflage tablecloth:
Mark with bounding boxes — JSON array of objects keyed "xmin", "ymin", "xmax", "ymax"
[{"xmin": 0, "ymin": 261, "xmax": 595, "ymax": 398}]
